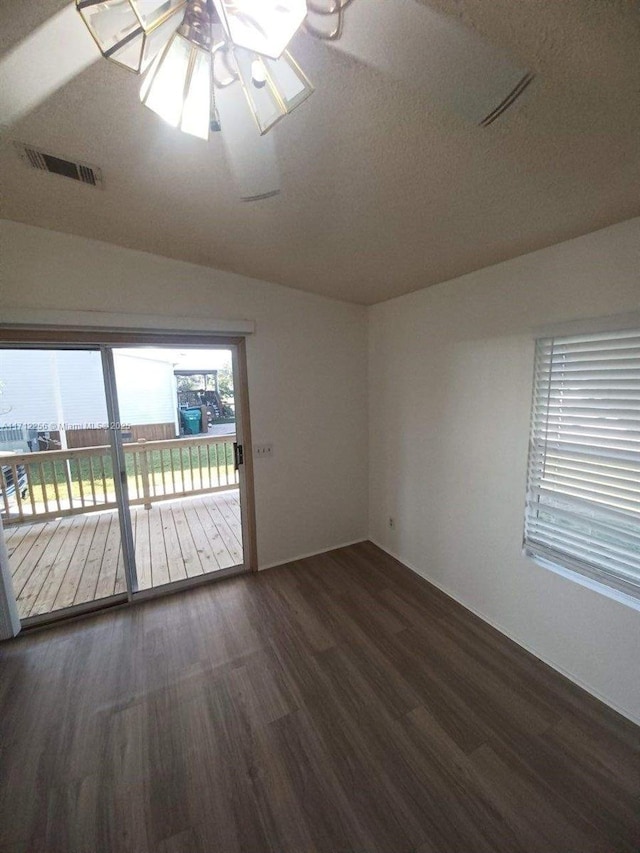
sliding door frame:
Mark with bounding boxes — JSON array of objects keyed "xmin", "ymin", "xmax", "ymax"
[
  {"xmin": 0, "ymin": 326, "xmax": 258, "ymax": 628},
  {"xmin": 101, "ymin": 346, "xmax": 137, "ymax": 600}
]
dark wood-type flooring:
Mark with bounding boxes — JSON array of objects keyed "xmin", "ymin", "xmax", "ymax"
[{"xmin": 1, "ymin": 541, "xmax": 638, "ymax": 853}]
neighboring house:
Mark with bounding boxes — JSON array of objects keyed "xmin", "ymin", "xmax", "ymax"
[{"xmin": 0, "ymin": 349, "xmax": 179, "ymax": 451}]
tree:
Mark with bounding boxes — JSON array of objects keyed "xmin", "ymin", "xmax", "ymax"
[{"xmin": 217, "ymin": 367, "xmax": 235, "ymax": 417}]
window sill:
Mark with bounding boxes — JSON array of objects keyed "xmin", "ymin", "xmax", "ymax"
[{"xmin": 524, "ymin": 550, "xmax": 640, "ymax": 613}]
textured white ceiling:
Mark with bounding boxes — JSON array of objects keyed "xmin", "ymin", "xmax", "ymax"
[{"xmin": 1, "ymin": 0, "xmax": 639, "ymax": 305}]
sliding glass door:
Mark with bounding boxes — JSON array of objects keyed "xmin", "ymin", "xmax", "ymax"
[
  {"xmin": 0, "ymin": 338, "xmax": 250, "ymax": 627},
  {"xmin": 111, "ymin": 344, "xmax": 246, "ymax": 595}
]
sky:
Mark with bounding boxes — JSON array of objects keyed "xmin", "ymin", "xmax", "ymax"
[{"xmin": 117, "ymin": 347, "xmax": 232, "ymax": 371}]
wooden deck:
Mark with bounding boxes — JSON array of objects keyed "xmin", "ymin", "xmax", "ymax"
[{"xmin": 4, "ymin": 490, "xmax": 243, "ymax": 620}]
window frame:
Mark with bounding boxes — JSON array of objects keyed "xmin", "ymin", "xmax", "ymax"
[{"xmin": 523, "ymin": 328, "xmax": 640, "ymax": 607}]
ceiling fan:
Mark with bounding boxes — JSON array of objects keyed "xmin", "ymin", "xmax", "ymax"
[{"xmin": 2, "ymin": 0, "xmax": 534, "ymax": 201}]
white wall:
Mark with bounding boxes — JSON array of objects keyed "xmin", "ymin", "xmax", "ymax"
[
  {"xmin": 0, "ymin": 220, "xmax": 369, "ymax": 569},
  {"xmin": 369, "ymin": 217, "xmax": 640, "ymax": 724}
]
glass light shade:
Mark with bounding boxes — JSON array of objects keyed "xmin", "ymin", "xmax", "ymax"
[
  {"xmin": 212, "ymin": 45, "xmax": 238, "ymax": 88},
  {"xmin": 141, "ymin": 32, "xmax": 213, "ymax": 139},
  {"xmin": 231, "ymin": 46, "xmax": 314, "ymax": 135},
  {"xmin": 76, "ymin": 0, "xmax": 186, "ymax": 72},
  {"xmin": 213, "ymin": 0, "xmax": 307, "ymax": 59}
]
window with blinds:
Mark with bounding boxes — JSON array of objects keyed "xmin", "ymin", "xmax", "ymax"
[{"xmin": 524, "ymin": 328, "xmax": 640, "ymax": 600}]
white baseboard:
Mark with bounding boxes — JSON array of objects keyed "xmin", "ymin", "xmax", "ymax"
[
  {"xmin": 369, "ymin": 538, "xmax": 640, "ymax": 727},
  {"xmin": 258, "ymin": 539, "xmax": 367, "ymax": 572}
]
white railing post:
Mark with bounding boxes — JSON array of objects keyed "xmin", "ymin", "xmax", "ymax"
[
  {"xmin": 138, "ymin": 439, "xmax": 152, "ymax": 510},
  {"xmin": 0, "ymin": 474, "xmax": 11, "ymax": 519}
]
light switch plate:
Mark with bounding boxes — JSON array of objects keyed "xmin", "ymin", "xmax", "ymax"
[{"xmin": 254, "ymin": 444, "xmax": 273, "ymax": 458}]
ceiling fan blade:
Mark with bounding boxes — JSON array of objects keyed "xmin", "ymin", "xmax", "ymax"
[
  {"xmin": 215, "ymin": 83, "xmax": 281, "ymax": 201},
  {"xmin": 0, "ymin": 5, "xmax": 100, "ymax": 131},
  {"xmin": 322, "ymin": 0, "xmax": 533, "ymax": 126}
]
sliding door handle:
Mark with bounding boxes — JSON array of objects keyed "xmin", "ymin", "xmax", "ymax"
[{"xmin": 233, "ymin": 442, "xmax": 244, "ymax": 469}]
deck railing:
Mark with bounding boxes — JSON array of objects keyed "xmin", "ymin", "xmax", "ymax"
[{"xmin": 0, "ymin": 435, "xmax": 239, "ymax": 525}]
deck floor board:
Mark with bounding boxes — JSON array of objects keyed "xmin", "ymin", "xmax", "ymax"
[
  {"xmin": 94, "ymin": 513, "xmax": 122, "ymax": 601},
  {"xmin": 148, "ymin": 504, "xmax": 170, "ymax": 589},
  {"xmin": 5, "ymin": 490, "xmax": 242, "ymax": 619},
  {"xmin": 30, "ymin": 516, "xmax": 86, "ymax": 618}
]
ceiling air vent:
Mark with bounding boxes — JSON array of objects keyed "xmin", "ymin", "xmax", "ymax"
[{"xmin": 14, "ymin": 143, "xmax": 104, "ymax": 188}]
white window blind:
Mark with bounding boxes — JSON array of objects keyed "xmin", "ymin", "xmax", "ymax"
[{"xmin": 524, "ymin": 328, "xmax": 640, "ymax": 599}]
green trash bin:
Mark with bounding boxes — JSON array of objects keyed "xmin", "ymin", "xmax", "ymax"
[{"xmin": 180, "ymin": 407, "xmax": 202, "ymax": 435}]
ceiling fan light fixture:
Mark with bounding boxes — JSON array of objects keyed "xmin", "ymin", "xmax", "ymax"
[
  {"xmin": 213, "ymin": 0, "xmax": 307, "ymax": 59},
  {"xmin": 303, "ymin": 0, "xmax": 353, "ymax": 40},
  {"xmin": 251, "ymin": 59, "xmax": 267, "ymax": 88},
  {"xmin": 210, "ymin": 106, "xmax": 222, "ymax": 132},
  {"xmin": 212, "ymin": 43, "xmax": 238, "ymax": 88},
  {"xmin": 231, "ymin": 46, "xmax": 314, "ymax": 135},
  {"xmin": 76, "ymin": 0, "xmax": 187, "ymax": 73},
  {"xmin": 140, "ymin": 1, "xmax": 215, "ymax": 140}
]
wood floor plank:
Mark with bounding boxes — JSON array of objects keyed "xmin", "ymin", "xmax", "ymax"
[
  {"xmin": 16, "ymin": 521, "xmax": 69, "ymax": 618},
  {"xmin": 180, "ymin": 500, "xmax": 223, "ymax": 576},
  {"xmin": 170, "ymin": 503, "xmax": 204, "ymax": 578},
  {"xmin": 160, "ymin": 504, "xmax": 188, "ymax": 583},
  {"xmin": 30, "ymin": 516, "xmax": 86, "ymax": 617},
  {"xmin": 52, "ymin": 516, "xmax": 98, "ymax": 611},
  {"xmin": 147, "ymin": 506, "xmax": 170, "ymax": 588},
  {"xmin": 291, "ymin": 574, "xmax": 422, "ymax": 721},
  {"xmin": 3, "ymin": 522, "xmax": 26, "ymax": 544},
  {"xmin": 94, "ymin": 512, "xmax": 122, "ymax": 601},
  {"xmin": 8, "ymin": 520, "xmax": 60, "ymax": 598},
  {"xmin": 261, "ymin": 707, "xmax": 379, "ymax": 852},
  {"xmin": 73, "ymin": 512, "xmax": 112, "ymax": 606},
  {"xmin": 0, "ymin": 541, "xmax": 637, "ymax": 853},
  {"xmin": 134, "ymin": 506, "xmax": 152, "ymax": 591},
  {"xmin": 489, "ymin": 721, "xmax": 640, "ymax": 850},
  {"xmin": 2, "ymin": 524, "xmax": 16, "ymax": 542},
  {"xmin": 215, "ymin": 493, "xmax": 243, "ymax": 541},
  {"xmin": 192, "ymin": 497, "xmax": 235, "ymax": 570},
  {"xmin": 468, "ymin": 741, "xmax": 616, "ymax": 853},
  {"xmin": 203, "ymin": 500, "xmax": 243, "ymax": 564},
  {"xmin": 222, "ymin": 490, "xmax": 242, "ymax": 522},
  {"xmin": 270, "ymin": 571, "xmax": 337, "ymax": 653}
]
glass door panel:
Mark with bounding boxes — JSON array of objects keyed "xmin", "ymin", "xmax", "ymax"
[
  {"xmin": 111, "ymin": 345, "xmax": 245, "ymax": 592},
  {"xmin": 0, "ymin": 348, "xmax": 127, "ymax": 622}
]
